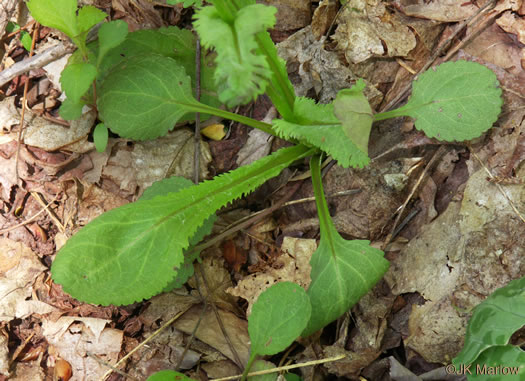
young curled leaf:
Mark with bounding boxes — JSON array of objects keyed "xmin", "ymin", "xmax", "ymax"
[{"xmin": 194, "ymin": 3, "xmax": 277, "ymax": 107}]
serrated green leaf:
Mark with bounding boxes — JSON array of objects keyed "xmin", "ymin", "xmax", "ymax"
[
  {"xmin": 302, "ymin": 155, "xmax": 389, "ymax": 337},
  {"xmin": 93, "ymin": 123, "xmax": 108, "ymax": 152},
  {"xmin": 273, "ymin": 97, "xmax": 370, "ymax": 168},
  {"xmin": 194, "ymin": 3, "xmax": 276, "ymax": 107},
  {"xmin": 464, "ymin": 346, "xmax": 525, "ymax": 380},
  {"xmin": 76, "ymin": 5, "xmax": 107, "ymax": 35},
  {"xmin": 453, "ymin": 276, "xmax": 525, "ymax": 366},
  {"xmin": 140, "ymin": 176, "xmax": 216, "ymax": 292},
  {"xmin": 60, "ymin": 62, "xmax": 97, "ymax": 104},
  {"xmin": 147, "ymin": 370, "xmax": 196, "ymax": 381},
  {"xmin": 97, "ymin": 54, "xmax": 203, "ymax": 140},
  {"xmin": 375, "ymin": 61, "xmax": 502, "ymax": 141},
  {"xmin": 333, "ymin": 79, "xmax": 373, "ymax": 157},
  {"xmin": 59, "ymin": 98, "xmax": 85, "ymax": 120},
  {"xmin": 94, "ymin": 26, "xmax": 219, "ymax": 121},
  {"xmin": 27, "ymin": 0, "xmax": 78, "ymax": 39},
  {"xmin": 51, "ymin": 144, "xmax": 313, "ymax": 306},
  {"xmin": 249, "ymin": 282, "xmax": 311, "ymax": 356},
  {"xmin": 97, "ymin": 20, "xmax": 128, "ymax": 67}
]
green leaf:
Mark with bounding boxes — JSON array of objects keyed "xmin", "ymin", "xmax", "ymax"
[
  {"xmin": 248, "ymin": 360, "xmax": 278, "ymax": 381},
  {"xmin": 249, "ymin": 282, "xmax": 311, "ymax": 356},
  {"xmin": 20, "ymin": 32, "xmax": 33, "ymax": 51},
  {"xmin": 375, "ymin": 61, "xmax": 502, "ymax": 141},
  {"xmin": 51, "ymin": 144, "xmax": 313, "ymax": 306},
  {"xmin": 194, "ymin": 3, "xmax": 277, "ymax": 107},
  {"xmin": 273, "ymin": 97, "xmax": 370, "ymax": 168},
  {"xmin": 94, "ymin": 26, "xmax": 219, "ymax": 119},
  {"xmin": 27, "ymin": 0, "xmax": 78, "ymax": 39},
  {"xmin": 96, "ymin": 20, "xmax": 128, "ymax": 67},
  {"xmin": 302, "ymin": 155, "xmax": 389, "ymax": 337},
  {"xmin": 97, "ymin": 54, "xmax": 202, "ymax": 140},
  {"xmin": 167, "ymin": 0, "xmax": 203, "ymax": 7},
  {"xmin": 60, "ymin": 62, "xmax": 97, "ymax": 104},
  {"xmin": 59, "ymin": 98, "xmax": 85, "ymax": 120},
  {"xmin": 284, "ymin": 374, "xmax": 302, "ymax": 381},
  {"xmin": 76, "ymin": 5, "xmax": 107, "ymax": 35},
  {"xmin": 453, "ymin": 276, "xmax": 525, "ymax": 366},
  {"xmin": 462, "ymin": 346, "xmax": 525, "ymax": 380},
  {"xmin": 147, "ymin": 370, "xmax": 196, "ymax": 381},
  {"xmin": 93, "ymin": 123, "xmax": 108, "ymax": 152},
  {"xmin": 333, "ymin": 79, "xmax": 373, "ymax": 157}
]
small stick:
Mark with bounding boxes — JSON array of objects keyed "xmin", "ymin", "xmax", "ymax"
[
  {"xmin": 212, "ymin": 354, "xmax": 346, "ymax": 381},
  {"xmin": 193, "ymin": 38, "xmax": 202, "ymax": 185},
  {"xmin": 99, "ymin": 309, "xmax": 189, "ymax": 380},
  {"xmin": 0, "ymin": 42, "xmax": 75, "ymax": 87},
  {"xmin": 15, "ymin": 23, "xmax": 39, "ymax": 182},
  {"xmin": 0, "ymin": 194, "xmax": 58, "ymax": 235},
  {"xmin": 382, "ymin": 146, "xmax": 446, "ymax": 248}
]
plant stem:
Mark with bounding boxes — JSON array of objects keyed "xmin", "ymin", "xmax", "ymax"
[
  {"xmin": 373, "ymin": 103, "xmax": 423, "ymax": 121},
  {"xmin": 191, "ymin": 102, "xmax": 277, "ymax": 136},
  {"xmin": 310, "ymin": 154, "xmax": 337, "ymax": 246},
  {"xmin": 241, "ymin": 353, "xmax": 257, "ymax": 381}
]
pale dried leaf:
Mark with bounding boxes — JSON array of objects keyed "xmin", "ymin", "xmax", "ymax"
[
  {"xmin": 227, "ymin": 237, "xmax": 316, "ymax": 315},
  {"xmin": 333, "ymin": 0, "xmax": 416, "ymax": 64},
  {"xmin": 0, "ymin": 238, "xmax": 57, "ymax": 321}
]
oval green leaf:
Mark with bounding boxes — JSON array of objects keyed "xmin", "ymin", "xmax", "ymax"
[
  {"xmin": 60, "ymin": 62, "xmax": 97, "ymax": 104},
  {"xmin": 377, "ymin": 61, "xmax": 502, "ymax": 141},
  {"xmin": 97, "ymin": 54, "xmax": 202, "ymax": 140},
  {"xmin": 93, "ymin": 123, "xmax": 108, "ymax": 152},
  {"xmin": 249, "ymin": 282, "xmax": 311, "ymax": 356}
]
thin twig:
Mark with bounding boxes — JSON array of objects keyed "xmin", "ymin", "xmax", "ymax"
[
  {"xmin": 0, "ymin": 194, "xmax": 58, "ymax": 235},
  {"xmin": 0, "ymin": 42, "xmax": 75, "ymax": 87},
  {"xmin": 87, "ymin": 352, "xmax": 139, "ymax": 381},
  {"xmin": 469, "ymin": 145, "xmax": 525, "ymax": 224},
  {"xmin": 15, "ymin": 23, "xmax": 39, "ymax": 182},
  {"xmin": 212, "ymin": 354, "xmax": 346, "ymax": 381},
  {"xmin": 100, "ymin": 309, "xmax": 189, "ymax": 380},
  {"xmin": 30, "ymin": 192, "xmax": 65, "ymax": 233},
  {"xmin": 174, "ymin": 270, "xmax": 208, "ymax": 371},
  {"xmin": 193, "ymin": 38, "xmax": 202, "ymax": 185},
  {"xmin": 382, "ymin": 146, "xmax": 447, "ymax": 248},
  {"xmin": 188, "ymin": 181, "xmax": 304, "ymax": 257}
]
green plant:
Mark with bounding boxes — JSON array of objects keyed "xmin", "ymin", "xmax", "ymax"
[
  {"xmin": 452, "ymin": 276, "xmax": 525, "ymax": 380},
  {"xmin": 6, "ymin": 22, "xmax": 33, "ymax": 51},
  {"xmin": 27, "ymin": 0, "xmax": 503, "ymax": 377}
]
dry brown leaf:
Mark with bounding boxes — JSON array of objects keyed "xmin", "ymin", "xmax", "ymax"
[
  {"xmin": 384, "ymin": 165, "xmax": 525, "ymax": 363},
  {"xmin": 174, "ymin": 305, "xmax": 250, "ymax": 366},
  {"xmin": 259, "ymin": 0, "xmax": 311, "ymax": 31},
  {"xmin": 278, "ymin": 26, "xmax": 383, "ymax": 105},
  {"xmin": 0, "ymin": 335, "xmax": 8, "ymax": 376},
  {"xmin": 42, "ymin": 316, "xmax": 123, "ymax": 381},
  {"xmin": 227, "ymin": 237, "xmax": 316, "ymax": 314},
  {"xmin": 102, "ymin": 129, "xmax": 211, "ymax": 197},
  {"xmin": 0, "ymin": 238, "xmax": 57, "ymax": 322},
  {"xmin": 333, "ymin": 0, "xmax": 416, "ymax": 64},
  {"xmin": 394, "ymin": 0, "xmax": 480, "ymax": 22}
]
